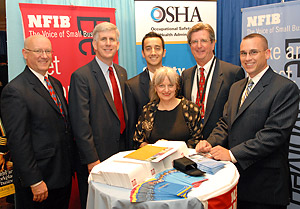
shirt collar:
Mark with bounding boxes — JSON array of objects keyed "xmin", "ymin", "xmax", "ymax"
[
  {"xmin": 28, "ymin": 66, "xmax": 49, "ymax": 81},
  {"xmin": 197, "ymin": 56, "xmax": 215, "ymax": 74},
  {"xmin": 249, "ymin": 65, "xmax": 269, "ymax": 85}
]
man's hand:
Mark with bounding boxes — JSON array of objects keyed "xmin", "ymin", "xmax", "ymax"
[
  {"xmin": 88, "ymin": 160, "xmax": 100, "ymax": 173},
  {"xmin": 195, "ymin": 140, "xmax": 212, "ymax": 153},
  {"xmin": 210, "ymin": 146, "xmax": 231, "ymax": 161},
  {"xmin": 31, "ymin": 181, "xmax": 48, "ymax": 202}
]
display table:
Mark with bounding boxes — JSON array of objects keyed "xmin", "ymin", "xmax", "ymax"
[{"xmin": 87, "ymin": 150, "xmax": 239, "ymax": 209}]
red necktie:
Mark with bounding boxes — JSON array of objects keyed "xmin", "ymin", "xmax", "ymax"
[
  {"xmin": 108, "ymin": 67, "xmax": 126, "ymax": 134},
  {"xmin": 44, "ymin": 76, "xmax": 65, "ymax": 117},
  {"xmin": 195, "ymin": 67, "xmax": 205, "ymax": 119}
]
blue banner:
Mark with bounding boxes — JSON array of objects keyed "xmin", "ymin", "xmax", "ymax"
[{"xmin": 242, "ymin": 1, "xmax": 300, "ymax": 208}]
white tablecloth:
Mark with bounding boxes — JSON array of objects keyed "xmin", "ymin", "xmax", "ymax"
[{"xmin": 87, "ymin": 151, "xmax": 239, "ymax": 209}]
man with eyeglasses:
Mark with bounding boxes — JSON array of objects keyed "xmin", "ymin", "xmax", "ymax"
[
  {"xmin": 180, "ymin": 23, "xmax": 245, "ymax": 146},
  {"xmin": 1, "ymin": 35, "xmax": 74, "ymax": 209},
  {"xmin": 68, "ymin": 22, "xmax": 128, "ymax": 209},
  {"xmin": 196, "ymin": 33, "xmax": 299, "ymax": 209}
]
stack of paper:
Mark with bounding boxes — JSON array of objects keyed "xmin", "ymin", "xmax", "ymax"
[
  {"xmin": 130, "ymin": 178, "xmax": 192, "ymax": 202},
  {"xmin": 189, "ymin": 155, "xmax": 225, "ymax": 175},
  {"xmin": 153, "ymin": 140, "xmax": 189, "ymax": 169},
  {"xmin": 124, "ymin": 144, "xmax": 176, "ymax": 162},
  {"xmin": 91, "ymin": 160, "xmax": 149, "ymax": 189},
  {"xmin": 130, "ymin": 168, "xmax": 208, "ymax": 202},
  {"xmin": 155, "ymin": 168, "xmax": 208, "ymax": 188}
]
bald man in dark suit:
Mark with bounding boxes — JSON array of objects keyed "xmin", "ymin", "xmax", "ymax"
[{"xmin": 1, "ymin": 35, "xmax": 73, "ymax": 209}]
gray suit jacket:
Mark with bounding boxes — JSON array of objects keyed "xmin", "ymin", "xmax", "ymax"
[
  {"xmin": 69, "ymin": 58, "xmax": 128, "ymax": 164},
  {"xmin": 1, "ymin": 66, "xmax": 73, "ymax": 190},
  {"xmin": 207, "ymin": 67, "xmax": 299, "ymax": 205},
  {"xmin": 180, "ymin": 57, "xmax": 245, "ymax": 140}
]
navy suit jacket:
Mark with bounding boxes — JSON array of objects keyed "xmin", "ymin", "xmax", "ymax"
[
  {"xmin": 125, "ymin": 70, "xmax": 150, "ymax": 147},
  {"xmin": 207, "ymin": 67, "xmax": 299, "ymax": 205},
  {"xmin": 1, "ymin": 66, "xmax": 73, "ymax": 190},
  {"xmin": 180, "ymin": 57, "xmax": 245, "ymax": 140},
  {"xmin": 69, "ymin": 58, "xmax": 128, "ymax": 164}
]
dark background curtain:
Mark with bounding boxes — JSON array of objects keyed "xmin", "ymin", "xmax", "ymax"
[
  {"xmin": 216, "ymin": 0, "xmax": 296, "ymax": 66},
  {"xmin": 0, "ymin": 31, "xmax": 7, "ymax": 57}
]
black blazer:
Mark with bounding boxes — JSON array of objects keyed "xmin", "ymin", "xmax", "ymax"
[
  {"xmin": 125, "ymin": 70, "xmax": 150, "ymax": 146},
  {"xmin": 69, "ymin": 58, "xmax": 128, "ymax": 164},
  {"xmin": 208, "ymin": 67, "xmax": 299, "ymax": 205},
  {"xmin": 180, "ymin": 57, "xmax": 245, "ymax": 140},
  {"xmin": 1, "ymin": 66, "xmax": 73, "ymax": 190}
]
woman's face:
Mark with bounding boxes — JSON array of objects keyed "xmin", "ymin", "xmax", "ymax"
[{"xmin": 155, "ymin": 76, "xmax": 177, "ymax": 102}]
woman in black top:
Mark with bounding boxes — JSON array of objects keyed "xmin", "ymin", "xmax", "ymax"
[{"xmin": 133, "ymin": 66, "xmax": 202, "ymax": 148}]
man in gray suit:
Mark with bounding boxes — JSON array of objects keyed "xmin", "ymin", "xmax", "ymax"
[
  {"xmin": 68, "ymin": 22, "xmax": 127, "ymax": 209},
  {"xmin": 196, "ymin": 33, "xmax": 299, "ymax": 209},
  {"xmin": 180, "ymin": 23, "xmax": 245, "ymax": 144},
  {"xmin": 125, "ymin": 32, "xmax": 166, "ymax": 147}
]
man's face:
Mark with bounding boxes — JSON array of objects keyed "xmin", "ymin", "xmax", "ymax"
[
  {"xmin": 92, "ymin": 30, "xmax": 119, "ymax": 65},
  {"xmin": 142, "ymin": 37, "xmax": 166, "ymax": 72},
  {"xmin": 189, "ymin": 30, "xmax": 215, "ymax": 66},
  {"xmin": 22, "ymin": 36, "xmax": 52, "ymax": 76},
  {"xmin": 240, "ymin": 37, "xmax": 270, "ymax": 78}
]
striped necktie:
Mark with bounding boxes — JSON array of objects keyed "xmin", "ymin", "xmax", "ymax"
[
  {"xmin": 240, "ymin": 79, "xmax": 254, "ymax": 107},
  {"xmin": 44, "ymin": 76, "xmax": 65, "ymax": 116},
  {"xmin": 196, "ymin": 67, "xmax": 205, "ymax": 119}
]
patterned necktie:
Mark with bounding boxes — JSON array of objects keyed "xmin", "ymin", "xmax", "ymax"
[
  {"xmin": 240, "ymin": 79, "xmax": 254, "ymax": 107},
  {"xmin": 196, "ymin": 67, "xmax": 205, "ymax": 119},
  {"xmin": 108, "ymin": 67, "xmax": 126, "ymax": 134},
  {"xmin": 44, "ymin": 76, "xmax": 65, "ymax": 116}
]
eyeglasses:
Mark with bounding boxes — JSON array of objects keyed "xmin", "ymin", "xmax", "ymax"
[
  {"xmin": 190, "ymin": 39, "xmax": 211, "ymax": 46},
  {"xmin": 240, "ymin": 49, "xmax": 263, "ymax": 57},
  {"xmin": 25, "ymin": 48, "xmax": 53, "ymax": 55}
]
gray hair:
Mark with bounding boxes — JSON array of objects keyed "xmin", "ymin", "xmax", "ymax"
[
  {"xmin": 92, "ymin": 22, "xmax": 120, "ymax": 41},
  {"xmin": 187, "ymin": 22, "xmax": 215, "ymax": 45},
  {"xmin": 150, "ymin": 66, "xmax": 180, "ymax": 101}
]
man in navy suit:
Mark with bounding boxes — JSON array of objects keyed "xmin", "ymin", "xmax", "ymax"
[
  {"xmin": 69, "ymin": 22, "xmax": 128, "ymax": 209},
  {"xmin": 196, "ymin": 33, "xmax": 299, "ymax": 209},
  {"xmin": 1, "ymin": 35, "xmax": 73, "ymax": 209},
  {"xmin": 180, "ymin": 23, "xmax": 245, "ymax": 144},
  {"xmin": 125, "ymin": 32, "xmax": 166, "ymax": 147}
]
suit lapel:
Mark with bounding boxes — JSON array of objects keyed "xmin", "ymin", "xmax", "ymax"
[
  {"xmin": 140, "ymin": 70, "xmax": 150, "ymax": 98},
  {"xmin": 91, "ymin": 59, "xmax": 119, "ymax": 118},
  {"xmin": 204, "ymin": 58, "xmax": 223, "ymax": 126},
  {"xmin": 24, "ymin": 67, "xmax": 61, "ymax": 115},
  {"xmin": 184, "ymin": 66, "xmax": 197, "ymax": 100},
  {"xmin": 233, "ymin": 68, "xmax": 273, "ymax": 122}
]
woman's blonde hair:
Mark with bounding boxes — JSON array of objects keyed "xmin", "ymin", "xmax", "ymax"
[{"xmin": 149, "ymin": 66, "xmax": 180, "ymax": 101}]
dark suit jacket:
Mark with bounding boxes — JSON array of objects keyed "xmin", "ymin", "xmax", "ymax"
[
  {"xmin": 0, "ymin": 66, "xmax": 73, "ymax": 190},
  {"xmin": 180, "ymin": 57, "xmax": 245, "ymax": 140},
  {"xmin": 207, "ymin": 67, "xmax": 299, "ymax": 205},
  {"xmin": 125, "ymin": 70, "xmax": 150, "ymax": 147},
  {"xmin": 68, "ymin": 58, "xmax": 128, "ymax": 164}
]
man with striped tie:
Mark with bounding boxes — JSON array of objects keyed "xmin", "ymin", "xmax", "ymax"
[
  {"xmin": 196, "ymin": 33, "xmax": 299, "ymax": 209},
  {"xmin": 1, "ymin": 35, "xmax": 73, "ymax": 209}
]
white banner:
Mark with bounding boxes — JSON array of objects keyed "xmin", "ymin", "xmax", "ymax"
[{"xmin": 135, "ymin": 0, "xmax": 216, "ymax": 75}]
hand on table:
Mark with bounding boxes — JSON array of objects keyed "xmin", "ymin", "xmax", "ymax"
[
  {"xmin": 88, "ymin": 160, "xmax": 100, "ymax": 173},
  {"xmin": 210, "ymin": 146, "xmax": 231, "ymax": 161},
  {"xmin": 195, "ymin": 140, "xmax": 212, "ymax": 153}
]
